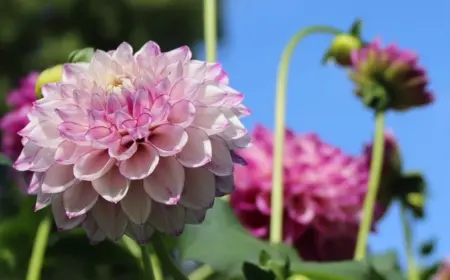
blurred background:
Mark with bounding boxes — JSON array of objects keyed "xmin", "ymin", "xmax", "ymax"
[{"xmin": 0, "ymin": 0, "xmax": 448, "ymax": 279}]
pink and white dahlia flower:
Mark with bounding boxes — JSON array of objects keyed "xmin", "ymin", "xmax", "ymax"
[
  {"xmin": 230, "ymin": 125, "xmax": 390, "ymax": 261},
  {"xmin": 14, "ymin": 41, "xmax": 251, "ymax": 243}
]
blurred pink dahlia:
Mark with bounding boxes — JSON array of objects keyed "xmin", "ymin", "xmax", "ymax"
[
  {"xmin": 0, "ymin": 72, "xmax": 39, "ymax": 159},
  {"xmin": 350, "ymin": 39, "xmax": 433, "ymax": 111},
  {"xmin": 433, "ymin": 258, "xmax": 450, "ymax": 280},
  {"xmin": 230, "ymin": 125, "xmax": 391, "ymax": 261},
  {"xmin": 14, "ymin": 41, "xmax": 251, "ymax": 243}
]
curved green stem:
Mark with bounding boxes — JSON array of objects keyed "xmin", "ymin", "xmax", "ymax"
[
  {"xmin": 151, "ymin": 233, "xmax": 188, "ymax": 280},
  {"xmin": 400, "ymin": 203, "xmax": 420, "ymax": 280},
  {"xmin": 354, "ymin": 112, "xmax": 385, "ymax": 260},
  {"xmin": 204, "ymin": 0, "xmax": 217, "ymax": 62},
  {"xmin": 270, "ymin": 26, "xmax": 342, "ymax": 244},
  {"xmin": 141, "ymin": 245, "xmax": 154, "ymax": 280},
  {"xmin": 188, "ymin": 264, "xmax": 214, "ymax": 280},
  {"xmin": 149, "ymin": 246, "xmax": 164, "ymax": 280},
  {"xmin": 26, "ymin": 213, "xmax": 52, "ymax": 280}
]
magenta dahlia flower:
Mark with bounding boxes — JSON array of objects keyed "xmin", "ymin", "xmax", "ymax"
[
  {"xmin": 0, "ymin": 72, "xmax": 39, "ymax": 159},
  {"xmin": 433, "ymin": 259, "xmax": 450, "ymax": 280},
  {"xmin": 14, "ymin": 41, "xmax": 251, "ymax": 243},
  {"xmin": 230, "ymin": 125, "xmax": 391, "ymax": 261},
  {"xmin": 350, "ymin": 39, "xmax": 433, "ymax": 111}
]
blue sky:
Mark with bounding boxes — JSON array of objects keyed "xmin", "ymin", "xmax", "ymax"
[{"xmin": 197, "ymin": 0, "xmax": 449, "ymax": 265}]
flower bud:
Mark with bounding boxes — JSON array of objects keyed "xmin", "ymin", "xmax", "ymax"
[
  {"xmin": 35, "ymin": 64, "xmax": 63, "ymax": 97},
  {"xmin": 325, "ymin": 34, "xmax": 362, "ymax": 67}
]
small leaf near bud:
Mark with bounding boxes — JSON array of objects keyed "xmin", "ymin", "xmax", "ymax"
[
  {"xmin": 35, "ymin": 64, "xmax": 64, "ymax": 97},
  {"xmin": 68, "ymin": 47, "xmax": 94, "ymax": 63}
]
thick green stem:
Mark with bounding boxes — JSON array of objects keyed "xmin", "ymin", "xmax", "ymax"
[
  {"xmin": 149, "ymin": 246, "xmax": 164, "ymax": 280},
  {"xmin": 26, "ymin": 214, "xmax": 52, "ymax": 280},
  {"xmin": 270, "ymin": 26, "xmax": 342, "ymax": 244},
  {"xmin": 141, "ymin": 245, "xmax": 154, "ymax": 280},
  {"xmin": 151, "ymin": 233, "xmax": 188, "ymax": 280},
  {"xmin": 188, "ymin": 264, "xmax": 214, "ymax": 280},
  {"xmin": 354, "ymin": 112, "xmax": 385, "ymax": 260},
  {"xmin": 401, "ymin": 203, "xmax": 420, "ymax": 280},
  {"xmin": 204, "ymin": 0, "xmax": 217, "ymax": 62}
]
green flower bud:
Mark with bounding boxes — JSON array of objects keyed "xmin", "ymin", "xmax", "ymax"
[
  {"xmin": 325, "ymin": 34, "xmax": 362, "ymax": 67},
  {"xmin": 35, "ymin": 64, "xmax": 64, "ymax": 97}
]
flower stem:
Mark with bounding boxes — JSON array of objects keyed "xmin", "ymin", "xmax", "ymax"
[
  {"xmin": 400, "ymin": 203, "xmax": 420, "ymax": 280},
  {"xmin": 149, "ymin": 246, "xmax": 164, "ymax": 280},
  {"xmin": 354, "ymin": 111, "xmax": 385, "ymax": 260},
  {"xmin": 270, "ymin": 26, "xmax": 342, "ymax": 244},
  {"xmin": 26, "ymin": 213, "xmax": 52, "ymax": 280},
  {"xmin": 141, "ymin": 245, "xmax": 154, "ymax": 280},
  {"xmin": 188, "ymin": 264, "xmax": 214, "ymax": 280},
  {"xmin": 151, "ymin": 233, "xmax": 188, "ymax": 280},
  {"xmin": 204, "ymin": 0, "xmax": 217, "ymax": 62}
]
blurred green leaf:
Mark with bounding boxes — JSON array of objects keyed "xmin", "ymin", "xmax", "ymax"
[
  {"xmin": 243, "ymin": 262, "xmax": 276, "ymax": 280},
  {"xmin": 369, "ymin": 251, "xmax": 403, "ymax": 280},
  {"xmin": 349, "ymin": 19, "xmax": 363, "ymax": 37},
  {"xmin": 177, "ymin": 199, "xmax": 298, "ymax": 278},
  {"xmin": 0, "ymin": 155, "xmax": 12, "ymax": 166},
  {"xmin": 68, "ymin": 47, "xmax": 94, "ymax": 63}
]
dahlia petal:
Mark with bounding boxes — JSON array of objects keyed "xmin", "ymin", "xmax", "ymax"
[
  {"xmin": 230, "ymin": 150, "xmax": 248, "ymax": 165},
  {"xmin": 222, "ymin": 112, "xmax": 247, "ymax": 140},
  {"xmin": 35, "ymin": 191, "xmax": 53, "ymax": 211},
  {"xmin": 119, "ymin": 143, "xmax": 159, "ymax": 180},
  {"xmin": 52, "ymin": 194, "xmax": 86, "ymax": 230},
  {"xmin": 109, "ymin": 139, "xmax": 138, "ymax": 161},
  {"xmin": 82, "ymin": 215, "xmax": 107, "ymax": 244},
  {"xmin": 150, "ymin": 94, "xmax": 170, "ymax": 124},
  {"xmin": 41, "ymin": 83, "xmax": 63, "ymax": 99},
  {"xmin": 92, "ymin": 198, "xmax": 128, "ymax": 241},
  {"xmin": 133, "ymin": 89, "xmax": 151, "ymax": 118},
  {"xmin": 63, "ymin": 181, "xmax": 99, "ymax": 217},
  {"xmin": 149, "ymin": 124, "xmax": 188, "ymax": 156},
  {"xmin": 106, "ymin": 93, "xmax": 124, "ymax": 115},
  {"xmin": 196, "ymin": 84, "xmax": 227, "ymax": 106},
  {"xmin": 14, "ymin": 142, "xmax": 41, "ymax": 171},
  {"xmin": 227, "ymin": 133, "xmax": 252, "ymax": 149},
  {"xmin": 168, "ymin": 100, "xmax": 195, "ymax": 127},
  {"xmin": 204, "ymin": 136, "xmax": 234, "ymax": 176},
  {"xmin": 25, "ymin": 120, "xmax": 62, "ymax": 148},
  {"xmin": 185, "ymin": 208, "xmax": 207, "ymax": 225},
  {"xmin": 180, "ymin": 167, "xmax": 215, "ymax": 209},
  {"xmin": 62, "ymin": 63, "xmax": 89, "ymax": 84},
  {"xmin": 135, "ymin": 41, "xmax": 161, "ymax": 64},
  {"xmin": 58, "ymin": 122, "xmax": 88, "ymax": 142},
  {"xmin": 176, "ymin": 127, "xmax": 212, "ymax": 167},
  {"xmin": 113, "ymin": 42, "xmax": 134, "ymax": 66},
  {"xmin": 125, "ymin": 223, "xmax": 155, "ymax": 244},
  {"xmin": 192, "ymin": 107, "xmax": 228, "ymax": 135},
  {"xmin": 121, "ymin": 180, "xmax": 152, "ymax": 224},
  {"xmin": 28, "ymin": 148, "xmax": 56, "ymax": 172},
  {"xmin": 215, "ymin": 175, "xmax": 235, "ymax": 197},
  {"xmin": 92, "ymin": 166, "xmax": 130, "ymax": 203},
  {"xmin": 148, "ymin": 202, "xmax": 185, "ymax": 235},
  {"xmin": 143, "ymin": 156, "xmax": 184, "ymax": 205},
  {"xmin": 170, "ymin": 78, "xmax": 199, "ymax": 100},
  {"xmin": 28, "ymin": 173, "xmax": 44, "ymax": 195},
  {"xmin": 55, "ymin": 141, "xmax": 93, "ymax": 164},
  {"xmin": 74, "ymin": 150, "xmax": 115, "ymax": 181},
  {"xmin": 86, "ymin": 126, "xmax": 121, "ymax": 146},
  {"xmin": 55, "ymin": 104, "xmax": 88, "ymax": 125},
  {"xmin": 164, "ymin": 46, "xmax": 191, "ymax": 63},
  {"xmin": 42, "ymin": 164, "xmax": 78, "ymax": 193}
]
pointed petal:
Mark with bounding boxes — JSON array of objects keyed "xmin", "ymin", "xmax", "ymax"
[
  {"xmin": 168, "ymin": 100, "xmax": 195, "ymax": 127},
  {"xmin": 121, "ymin": 180, "xmax": 152, "ymax": 225},
  {"xmin": 185, "ymin": 208, "xmax": 207, "ymax": 225},
  {"xmin": 28, "ymin": 173, "xmax": 44, "ymax": 195},
  {"xmin": 92, "ymin": 166, "xmax": 130, "ymax": 203},
  {"xmin": 92, "ymin": 198, "xmax": 128, "ymax": 241},
  {"xmin": 125, "ymin": 223, "xmax": 155, "ymax": 244},
  {"xmin": 82, "ymin": 215, "xmax": 106, "ymax": 244},
  {"xmin": 35, "ymin": 191, "xmax": 53, "ymax": 211},
  {"xmin": 176, "ymin": 127, "xmax": 212, "ymax": 168},
  {"xmin": 74, "ymin": 150, "xmax": 115, "ymax": 181},
  {"xmin": 192, "ymin": 107, "xmax": 228, "ymax": 135},
  {"xmin": 148, "ymin": 203, "xmax": 185, "ymax": 236},
  {"xmin": 52, "ymin": 194, "xmax": 86, "ymax": 230},
  {"xmin": 204, "ymin": 136, "xmax": 234, "ymax": 176},
  {"xmin": 169, "ymin": 78, "xmax": 199, "ymax": 100},
  {"xmin": 215, "ymin": 175, "xmax": 235, "ymax": 196},
  {"xmin": 109, "ymin": 138, "xmax": 137, "ymax": 161},
  {"xmin": 55, "ymin": 141, "xmax": 93, "ymax": 164},
  {"xmin": 63, "ymin": 181, "xmax": 99, "ymax": 218},
  {"xmin": 180, "ymin": 167, "xmax": 215, "ymax": 209},
  {"xmin": 41, "ymin": 164, "xmax": 78, "ymax": 193},
  {"xmin": 119, "ymin": 143, "xmax": 159, "ymax": 180},
  {"xmin": 143, "ymin": 156, "xmax": 184, "ymax": 205},
  {"xmin": 149, "ymin": 124, "xmax": 188, "ymax": 156}
]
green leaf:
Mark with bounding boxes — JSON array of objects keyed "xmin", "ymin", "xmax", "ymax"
[
  {"xmin": 290, "ymin": 261, "xmax": 371, "ymax": 280},
  {"xmin": 242, "ymin": 262, "xmax": 276, "ymax": 280},
  {"xmin": 68, "ymin": 48, "xmax": 95, "ymax": 63},
  {"xmin": 0, "ymin": 155, "xmax": 12, "ymax": 166},
  {"xmin": 419, "ymin": 239, "xmax": 435, "ymax": 257},
  {"xmin": 177, "ymin": 199, "xmax": 298, "ymax": 278},
  {"xmin": 349, "ymin": 19, "xmax": 363, "ymax": 37},
  {"xmin": 369, "ymin": 251, "xmax": 404, "ymax": 280}
]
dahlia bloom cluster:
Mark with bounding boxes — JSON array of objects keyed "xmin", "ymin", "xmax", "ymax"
[
  {"xmin": 350, "ymin": 39, "xmax": 433, "ymax": 111},
  {"xmin": 14, "ymin": 41, "xmax": 251, "ymax": 243},
  {"xmin": 0, "ymin": 72, "xmax": 39, "ymax": 159},
  {"xmin": 230, "ymin": 125, "xmax": 394, "ymax": 261}
]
